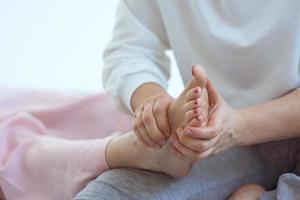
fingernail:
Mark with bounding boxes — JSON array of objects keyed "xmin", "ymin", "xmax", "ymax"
[{"xmin": 183, "ymin": 128, "xmax": 192, "ymax": 136}]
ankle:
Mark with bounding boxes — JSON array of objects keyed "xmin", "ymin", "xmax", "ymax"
[{"xmin": 106, "ymin": 133, "xmax": 140, "ymax": 169}]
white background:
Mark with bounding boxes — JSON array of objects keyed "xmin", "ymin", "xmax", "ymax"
[{"xmin": 0, "ymin": 0, "xmax": 183, "ymax": 97}]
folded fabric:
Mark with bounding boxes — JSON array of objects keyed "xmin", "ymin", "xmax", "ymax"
[
  {"xmin": 261, "ymin": 173, "xmax": 300, "ymax": 200},
  {"xmin": 0, "ymin": 88, "xmax": 132, "ymax": 200}
]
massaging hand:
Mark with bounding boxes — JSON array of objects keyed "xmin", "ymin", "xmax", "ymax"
[
  {"xmin": 171, "ymin": 80, "xmax": 245, "ymax": 161},
  {"xmin": 133, "ymin": 92, "xmax": 174, "ymax": 148}
]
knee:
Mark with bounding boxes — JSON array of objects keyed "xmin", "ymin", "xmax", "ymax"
[{"xmin": 228, "ymin": 184, "xmax": 266, "ymax": 200}]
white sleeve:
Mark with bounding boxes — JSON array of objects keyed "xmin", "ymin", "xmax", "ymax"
[{"xmin": 103, "ymin": 0, "xmax": 171, "ymax": 115}]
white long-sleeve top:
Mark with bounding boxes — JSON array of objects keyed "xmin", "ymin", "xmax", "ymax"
[{"xmin": 103, "ymin": 0, "xmax": 300, "ymax": 114}]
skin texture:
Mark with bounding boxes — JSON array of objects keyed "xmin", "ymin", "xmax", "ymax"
[
  {"xmin": 129, "ymin": 64, "xmax": 300, "ymax": 194},
  {"xmin": 105, "ymin": 65, "xmax": 209, "ymax": 177},
  {"xmin": 174, "ymin": 72, "xmax": 300, "ymax": 162},
  {"xmin": 106, "ymin": 131, "xmax": 193, "ymax": 178},
  {"xmin": 132, "ymin": 83, "xmax": 174, "ymax": 148},
  {"xmin": 171, "ymin": 79, "xmax": 244, "ymax": 161},
  {"xmin": 228, "ymin": 184, "xmax": 266, "ymax": 200},
  {"xmin": 132, "ymin": 65, "xmax": 209, "ymax": 149},
  {"xmin": 132, "ymin": 63, "xmax": 300, "ymax": 161}
]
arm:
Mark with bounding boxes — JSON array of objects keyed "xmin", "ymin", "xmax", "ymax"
[
  {"xmin": 131, "ymin": 83, "xmax": 166, "ymax": 111},
  {"xmin": 103, "ymin": 0, "xmax": 171, "ymax": 114},
  {"xmin": 103, "ymin": 0, "xmax": 173, "ymax": 147},
  {"xmin": 171, "ymin": 79, "xmax": 300, "ymax": 161},
  {"xmin": 237, "ymin": 88, "xmax": 300, "ymax": 146}
]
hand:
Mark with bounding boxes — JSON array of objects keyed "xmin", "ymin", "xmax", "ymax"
[
  {"xmin": 133, "ymin": 92, "xmax": 175, "ymax": 148},
  {"xmin": 171, "ymin": 80, "xmax": 246, "ymax": 161}
]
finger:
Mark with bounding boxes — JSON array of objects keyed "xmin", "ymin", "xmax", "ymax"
[
  {"xmin": 187, "ymin": 103, "xmax": 223, "ymax": 138},
  {"xmin": 205, "ymin": 105, "xmax": 224, "ymax": 127},
  {"xmin": 133, "ymin": 106, "xmax": 148, "ymax": 146},
  {"xmin": 135, "ymin": 110, "xmax": 160, "ymax": 148},
  {"xmin": 153, "ymin": 97, "xmax": 172, "ymax": 137},
  {"xmin": 195, "ymin": 147, "xmax": 215, "ymax": 161},
  {"xmin": 170, "ymin": 144, "xmax": 185, "ymax": 160},
  {"xmin": 134, "ymin": 127, "xmax": 147, "ymax": 146},
  {"xmin": 182, "ymin": 126, "xmax": 219, "ymax": 139},
  {"xmin": 134, "ymin": 104, "xmax": 143, "ymax": 114},
  {"xmin": 143, "ymin": 102, "xmax": 166, "ymax": 146},
  {"xmin": 137, "ymin": 121, "xmax": 160, "ymax": 148},
  {"xmin": 177, "ymin": 130, "xmax": 210, "ymax": 153},
  {"xmin": 170, "ymin": 134, "xmax": 199, "ymax": 161},
  {"xmin": 185, "ymin": 87, "xmax": 202, "ymax": 102},
  {"xmin": 206, "ymin": 80, "xmax": 219, "ymax": 107},
  {"xmin": 185, "ymin": 108, "xmax": 202, "ymax": 124},
  {"xmin": 188, "ymin": 118, "xmax": 203, "ymax": 127}
]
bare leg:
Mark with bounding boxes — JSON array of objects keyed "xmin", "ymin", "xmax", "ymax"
[
  {"xmin": 106, "ymin": 132, "xmax": 192, "ymax": 177},
  {"xmin": 228, "ymin": 184, "xmax": 266, "ymax": 200}
]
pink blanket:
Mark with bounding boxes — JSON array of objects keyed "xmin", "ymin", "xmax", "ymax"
[{"xmin": 0, "ymin": 88, "xmax": 132, "ymax": 200}]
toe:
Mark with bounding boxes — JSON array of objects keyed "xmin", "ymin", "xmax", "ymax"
[
  {"xmin": 184, "ymin": 97, "xmax": 200, "ymax": 111},
  {"xmin": 185, "ymin": 108, "xmax": 201, "ymax": 124},
  {"xmin": 192, "ymin": 64, "xmax": 208, "ymax": 88},
  {"xmin": 185, "ymin": 87, "xmax": 202, "ymax": 102},
  {"xmin": 188, "ymin": 118, "xmax": 202, "ymax": 127}
]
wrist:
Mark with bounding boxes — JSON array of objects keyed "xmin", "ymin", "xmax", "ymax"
[
  {"xmin": 233, "ymin": 109, "xmax": 248, "ymax": 146},
  {"xmin": 131, "ymin": 83, "xmax": 166, "ymax": 111}
]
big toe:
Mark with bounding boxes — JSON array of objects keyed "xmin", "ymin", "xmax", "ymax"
[{"xmin": 192, "ymin": 64, "xmax": 208, "ymax": 88}]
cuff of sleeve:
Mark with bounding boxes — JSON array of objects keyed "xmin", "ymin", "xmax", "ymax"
[{"xmin": 119, "ymin": 72, "xmax": 167, "ymax": 115}]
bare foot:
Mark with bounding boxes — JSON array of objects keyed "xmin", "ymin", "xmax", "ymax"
[
  {"xmin": 168, "ymin": 64, "xmax": 209, "ymax": 133},
  {"xmin": 106, "ymin": 132, "xmax": 193, "ymax": 177},
  {"xmin": 106, "ymin": 65, "xmax": 210, "ymax": 178},
  {"xmin": 228, "ymin": 184, "xmax": 266, "ymax": 200},
  {"xmin": 134, "ymin": 64, "xmax": 209, "ymax": 177}
]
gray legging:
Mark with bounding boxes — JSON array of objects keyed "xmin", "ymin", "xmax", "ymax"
[{"xmin": 74, "ymin": 138, "xmax": 300, "ymax": 200}]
